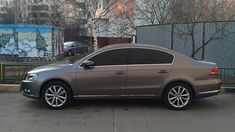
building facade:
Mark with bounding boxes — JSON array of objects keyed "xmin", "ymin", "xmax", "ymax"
[
  {"xmin": 0, "ymin": 0, "xmax": 14, "ymax": 24},
  {"xmin": 16, "ymin": 0, "xmax": 59, "ymax": 25}
]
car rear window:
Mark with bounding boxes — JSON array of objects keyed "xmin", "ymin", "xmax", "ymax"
[{"xmin": 128, "ymin": 48, "xmax": 174, "ymax": 64}]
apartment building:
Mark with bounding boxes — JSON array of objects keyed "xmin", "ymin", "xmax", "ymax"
[
  {"xmin": 16, "ymin": 0, "xmax": 58, "ymax": 25},
  {"xmin": 0, "ymin": 0, "xmax": 14, "ymax": 24},
  {"xmin": 11, "ymin": 0, "xmax": 88, "ymax": 37},
  {"xmin": 0, "ymin": 0, "xmax": 14, "ymax": 8}
]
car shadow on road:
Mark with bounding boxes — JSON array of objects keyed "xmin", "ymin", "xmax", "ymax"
[
  {"xmin": 22, "ymin": 98, "xmax": 165, "ymax": 111},
  {"xmin": 22, "ymin": 96, "xmax": 222, "ymax": 111},
  {"xmin": 71, "ymin": 98, "xmax": 164, "ymax": 110}
]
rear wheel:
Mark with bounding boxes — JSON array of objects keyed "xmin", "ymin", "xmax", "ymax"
[
  {"xmin": 163, "ymin": 83, "xmax": 193, "ymax": 110},
  {"xmin": 42, "ymin": 81, "xmax": 72, "ymax": 109}
]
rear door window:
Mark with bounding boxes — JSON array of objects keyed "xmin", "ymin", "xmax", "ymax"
[{"xmin": 128, "ymin": 48, "xmax": 174, "ymax": 64}]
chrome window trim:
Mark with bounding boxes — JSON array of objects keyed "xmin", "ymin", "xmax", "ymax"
[{"xmin": 79, "ymin": 46, "xmax": 175, "ymax": 68}]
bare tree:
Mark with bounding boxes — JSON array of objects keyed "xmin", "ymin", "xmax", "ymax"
[
  {"xmin": 50, "ymin": 0, "xmax": 80, "ymax": 28},
  {"xmin": 172, "ymin": 0, "xmax": 235, "ymax": 59},
  {"xmin": 109, "ymin": 0, "xmax": 174, "ymax": 38},
  {"xmin": 109, "ymin": 17, "xmax": 136, "ymax": 37},
  {"xmin": 172, "ymin": 0, "xmax": 204, "ymax": 58},
  {"xmin": 108, "ymin": 0, "xmax": 136, "ymax": 37},
  {"xmin": 77, "ymin": 0, "xmax": 116, "ymax": 50},
  {"xmin": 136, "ymin": 0, "xmax": 172, "ymax": 25}
]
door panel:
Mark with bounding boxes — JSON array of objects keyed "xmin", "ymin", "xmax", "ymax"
[
  {"xmin": 76, "ymin": 48, "xmax": 130, "ymax": 95},
  {"xmin": 126, "ymin": 65, "xmax": 171, "ymax": 94},
  {"xmin": 77, "ymin": 66, "xmax": 127, "ymax": 95},
  {"xmin": 125, "ymin": 48, "xmax": 174, "ymax": 95}
]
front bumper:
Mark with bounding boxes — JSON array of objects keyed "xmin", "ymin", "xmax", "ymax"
[{"xmin": 20, "ymin": 80, "xmax": 41, "ymax": 99}]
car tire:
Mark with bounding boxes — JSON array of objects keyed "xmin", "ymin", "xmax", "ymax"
[
  {"xmin": 163, "ymin": 82, "xmax": 193, "ymax": 110},
  {"xmin": 41, "ymin": 81, "xmax": 72, "ymax": 109},
  {"xmin": 67, "ymin": 50, "xmax": 73, "ymax": 56}
]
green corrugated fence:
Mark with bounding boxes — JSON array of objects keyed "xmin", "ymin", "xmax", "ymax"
[{"xmin": 219, "ymin": 68, "xmax": 235, "ymax": 85}]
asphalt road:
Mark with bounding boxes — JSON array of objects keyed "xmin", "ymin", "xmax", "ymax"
[{"xmin": 0, "ymin": 93, "xmax": 235, "ymax": 132}]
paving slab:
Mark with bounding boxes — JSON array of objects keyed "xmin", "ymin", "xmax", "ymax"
[{"xmin": 0, "ymin": 93, "xmax": 235, "ymax": 132}]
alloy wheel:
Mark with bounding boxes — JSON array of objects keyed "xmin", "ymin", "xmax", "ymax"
[
  {"xmin": 167, "ymin": 86, "xmax": 190, "ymax": 108},
  {"xmin": 45, "ymin": 85, "xmax": 67, "ymax": 108}
]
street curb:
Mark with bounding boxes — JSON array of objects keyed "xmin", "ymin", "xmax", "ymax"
[
  {"xmin": 0, "ymin": 84, "xmax": 20, "ymax": 92},
  {"xmin": 0, "ymin": 84, "xmax": 234, "ymax": 93}
]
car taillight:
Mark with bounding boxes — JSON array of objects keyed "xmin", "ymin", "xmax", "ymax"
[{"xmin": 210, "ymin": 66, "xmax": 219, "ymax": 75}]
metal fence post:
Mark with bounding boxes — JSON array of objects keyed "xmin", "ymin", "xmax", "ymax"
[{"xmin": 0, "ymin": 63, "xmax": 3, "ymax": 81}]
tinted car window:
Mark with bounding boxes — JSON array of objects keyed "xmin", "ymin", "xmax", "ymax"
[
  {"xmin": 89, "ymin": 49, "xmax": 129, "ymax": 66},
  {"xmin": 74, "ymin": 42, "xmax": 80, "ymax": 46},
  {"xmin": 129, "ymin": 48, "xmax": 174, "ymax": 64}
]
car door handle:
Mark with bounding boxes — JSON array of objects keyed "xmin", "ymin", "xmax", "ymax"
[
  {"xmin": 114, "ymin": 71, "xmax": 126, "ymax": 76},
  {"xmin": 158, "ymin": 70, "xmax": 168, "ymax": 74}
]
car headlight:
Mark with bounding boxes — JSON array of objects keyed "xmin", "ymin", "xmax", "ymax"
[{"xmin": 25, "ymin": 73, "xmax": 39, "ymax": 81}]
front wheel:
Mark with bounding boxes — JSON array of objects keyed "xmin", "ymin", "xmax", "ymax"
[
  {"xmin": 67, "ymin": 50, "xmax": 73, "ymax": 56},
  {"xmin": 42, "ymin": 81, "xmax": 72, "ymax": 109},
  {"xmin": 163, "ymin": 83, "xmax": 193, "ymax": 110}
]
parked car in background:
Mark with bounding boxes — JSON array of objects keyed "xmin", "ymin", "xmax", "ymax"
[
  {"xmin": 21, "ymin": 44, "xmax": 220, "ymax": 110},
  {"xmin": 64, "ymin": 41, "xmax": 88, "ymax": 56}
]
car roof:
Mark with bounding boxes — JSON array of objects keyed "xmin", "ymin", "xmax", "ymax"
[
  {"xmin": 64, "ymin": 41, "xmax": 76, "ymax": 45},
  {"xmin": 102, "ymin": 43, "xmax": 171, "ymax": 51}
]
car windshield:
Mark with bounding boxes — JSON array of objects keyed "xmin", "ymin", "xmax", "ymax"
[{"xmin": 64, "ymin": 42, "xmax": 75, "ymax": 46}]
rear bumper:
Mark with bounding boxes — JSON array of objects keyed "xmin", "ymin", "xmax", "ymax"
[
  {"xmin": 196, "ymin": 80, "xmax": 221, "ymax": 98},
  {"xmin": 198, "ymin": 89, "xmax": 220, "ymax": 98}
]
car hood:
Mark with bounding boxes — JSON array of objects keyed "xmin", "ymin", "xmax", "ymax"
[
  {"xmin": 64, "ymin": 46, "xmax": 70, "ymax": 49},
  {"xmin": 28, "ymin": 62, "xmax": 73, "ymax": 73}
]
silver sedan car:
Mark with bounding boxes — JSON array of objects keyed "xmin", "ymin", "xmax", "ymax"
[{"xmin": 21, "ymin": 44, "xmax": 221, "ymax": 110}]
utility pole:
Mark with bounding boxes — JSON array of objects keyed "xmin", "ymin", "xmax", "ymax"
[
  {"xmin": 37, "ymin": 0, "xmax": 39, "ymax": 24},
  {"xmin": 201, "ymin": 22, "xmax": 206, "ymax": 60},
  {"xmin": 14, "ymin": 0, "xmax": 18, "ymax": 24}
]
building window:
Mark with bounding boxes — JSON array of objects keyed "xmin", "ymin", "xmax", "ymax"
[{"xmin": 98, "ymin": 0, "xmax": 106, "ymax": 9}]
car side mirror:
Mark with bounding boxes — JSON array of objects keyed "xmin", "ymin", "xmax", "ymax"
[{"xmin": 81, "ymin": 60, "xmax": 95, "ymax": 69}]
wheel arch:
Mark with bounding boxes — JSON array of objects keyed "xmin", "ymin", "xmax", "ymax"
[
  {"xmin": 39, "ymin": 79, "xmax": 74, "ymax": 99},
  {"xmin": 161, "ymin": 80, "xmax": 196, "ymax": 99}
]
